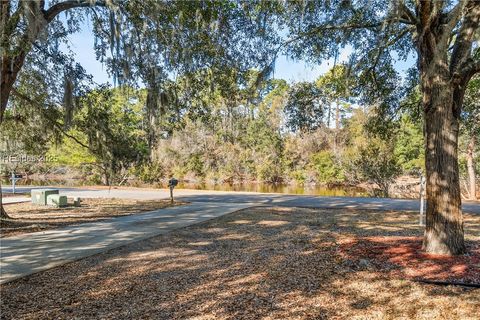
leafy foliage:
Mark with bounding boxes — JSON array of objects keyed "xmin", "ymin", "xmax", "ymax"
[
  {"xmin": 46, "ymin": 86, "xmax": 147, "ymax": 185},
  {"xmin": 394, "ymin": 115, "xmax": 424, "ymax": 174},
  {"xmin": 284, "ymin": 82, "xmax": 325, "ymax": 133},
  {"xmin": 310, "ymin": 151, "xmax": 344, "ymax": 184},
  {"xmin": 353, "ymin": 142, "xmax": 402, "ymax": 197}
]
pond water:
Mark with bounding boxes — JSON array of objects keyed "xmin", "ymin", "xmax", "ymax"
[
  {"xmin": 176, "ymin": 182, "xmax": 368, "ymax": 197},
  {"xmin": 1, "ymin": 179, "xmax": 368, "ymax": 197}
]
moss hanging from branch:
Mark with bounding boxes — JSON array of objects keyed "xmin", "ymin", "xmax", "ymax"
[{"xmin": 63, "ymin": 74, "xmax": 74, "ymax": 128}]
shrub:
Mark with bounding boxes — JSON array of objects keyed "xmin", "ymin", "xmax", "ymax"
[
  {"xmin": 135, "ymin": 162, "xmax": 165, "ymax": 184},
  {"xmin": 310, "ymin": 150, "xmax": 344, "ymax": 184},
  {"xmin": 352, "ymin": 143, "xmax": 401, "ymax": 197}
]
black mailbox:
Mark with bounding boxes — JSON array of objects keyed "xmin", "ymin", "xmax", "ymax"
[
  {"xmin": 168, "ymin": 178, "xmax": 178, "ymax": 204},
  {"xmin": 10, "ymin": 173, "xmax": 23, "ymax": 180},
  {"xmin": 168, "ymin": 178, "xmax": 178, "ymax": 188}
]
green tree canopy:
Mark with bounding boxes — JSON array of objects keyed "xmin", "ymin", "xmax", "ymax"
[{"xmin": 284, "ymin": 82, "xmax": 325, "ymax": 133}]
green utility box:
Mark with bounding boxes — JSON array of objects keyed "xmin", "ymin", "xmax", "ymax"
[
  {"xmin": 73, "ymin": 197, "xmax": 81, "ymax": 207},
  {"xmin": 46, "ymin": 194, "xmax": 67, "ymax": 208},
  {"xmin": 31, "ymin": 189, "xmax": 59, "ymax": 205}
]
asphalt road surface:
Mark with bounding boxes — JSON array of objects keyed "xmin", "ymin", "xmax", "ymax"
[{"xmin": 3, "ymin": 186, "xmax": 480, "ymax": 214}]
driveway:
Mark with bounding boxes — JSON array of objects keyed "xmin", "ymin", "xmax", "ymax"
[{"xmin": 0, "ymin": 202, "xmax": 252, "ymax": 284}]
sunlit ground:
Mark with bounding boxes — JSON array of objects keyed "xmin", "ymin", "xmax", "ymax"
[{"xmin": 1, "ymin": 207, "xmax": 479, "ymax": 319}]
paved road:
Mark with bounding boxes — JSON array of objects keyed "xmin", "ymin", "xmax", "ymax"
[
  {"xmin": 3, "ymin": 186, "xmax": 480, "ymax": 214},
  {"xmin": 179, "ymin": 193, "xmax": 480, "ymax": 214},
  {"xmin": 2, "ymin": 186, "xmax": 479, "ymax": 283},
  {"xmin": 0, "ymin": 202, "xmax": 252, "ymax": 284},
  {"xmin": 2, "ymin": 197, "xmax": 30, "ymax": 204}
]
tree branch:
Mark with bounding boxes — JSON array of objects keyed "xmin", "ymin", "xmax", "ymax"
[
  {"xmin": 460, "ymin": 58, "xmax": 480, "ymax": 81},
  {"xmin": 450, "ymin": 0, "xmax": 480, "ymax": 75},
  {"xmin": 472, "ymin": 59, "xmax": 480, "ymax": 74},
  {"xmin": 279, "ymin": 21, "xmax": 386, "ymax": 54},
  {"xmin": 51, "ymin": 120, "xmax": 91, "ymax": 150},
  {"xmin": 397, "ymin": 1, "xmax": 417, "ymax": 25},
  {"xmin": 10, "ymin": 88, "xmax": 91, "ymax": 150},
  {"xmin": 44, "ymin": 0, "xmax": 106, "ymax": 23},
  {"xmin": 432, "ymin": 0, "xmax": 447, "ymax": 24},
  {"xmin": 438, "ymin": 0, "xmax": 469, "ymax": 50},
  {"xmin": 419, "ymin": 0, "xmax": 433, "ymax": 29}
]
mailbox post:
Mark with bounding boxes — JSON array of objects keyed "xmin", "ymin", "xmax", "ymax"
[
  {"xmin": 419, "ymin": 175, "xmax": 426, "ymax": 226},
  {"xmin": 10, "ymin": 172, "xmax": 23, "ymax": 194},
  {"xmin": 168, "ymin": 178, "xmax": 178, "ymax": 204}
]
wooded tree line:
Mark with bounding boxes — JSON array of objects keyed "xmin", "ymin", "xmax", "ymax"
[
  {"xmin": 3, "ymin": 67, "xmax": 478, "ymax": 199},
  {"xmin": 1, "ymin": 0, "xmax": 479, "ymax": 255},
  {"xmin": 0, "ymin": 72, "xmax": 418, "ymax": 192}
]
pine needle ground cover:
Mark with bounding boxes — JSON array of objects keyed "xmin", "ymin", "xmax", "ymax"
[
  {"xmin": 1, "ymin": 198, "xmax": 185, "ymax": 237},
  {"xmin": 1, "ymin": 207, "xmax": 479, "ymax": 319}
]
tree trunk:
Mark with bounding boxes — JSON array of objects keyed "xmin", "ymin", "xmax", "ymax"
[
  {"xmin": 102, "ymin": 169, "xmax": 110, "ymax": 186},
  {"xmin": 467, "ymin": 135, "xmax": 477, "ymax": 200},
  {"xmin": 1, "ymin": 52, "xmax": 27, "ymax": 124},
  {"xmin": 1, "ymin": 50, "xmax": 35, "ymax": 220},
  {"xmin": 0, "ymin": 180, "xmax": 12, "ymax": 220},
  {"xmin": 326, "ymin": 103, "xmax": 331, "ymax": 128},
  {"xmin": 333, "ymin": 99, "xmax": 340, "ymax": 155},
  {"xmin": 1, "ymin": 57, "xmax": 15, "ymax": 123},
  {"xmin": 422, "ymin": 80, "xmax": 466, "ymax": 255}
]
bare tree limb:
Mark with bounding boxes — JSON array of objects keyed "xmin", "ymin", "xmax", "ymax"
[{"xmin": 50, "ymin": 120, "xmax": 91, "ymax": 150}]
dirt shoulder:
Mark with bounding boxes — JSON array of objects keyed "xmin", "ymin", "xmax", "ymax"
[
  {"xmin": 0, "ymin": 198, "xmax": 187, "ymax": 237},
  {"xmin": 1, "ymin": 207, "xmax": 478, "ymax": 319}
]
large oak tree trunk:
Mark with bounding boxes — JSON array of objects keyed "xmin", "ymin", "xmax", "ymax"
[
  {"xmin": 0, "ymin": 56, "xmax": 24, "ymax": 222},
  {"xmin": 422, "ymin": 79, "xmax": 466, "ymax": 255},
  {"xmin": 467, "ymin": 136, "xmax": 477, "ymax": 200},
  {"xmin": 1, "ymin": 53, "xmax": 27, "ymax": 124},
  {"xmin": 0, "ymin": 181, "xmax": 11, "ymax": 220},
  {"xmin": 413, "ymin": 0, "xmax": 480, "ymax": 256}
]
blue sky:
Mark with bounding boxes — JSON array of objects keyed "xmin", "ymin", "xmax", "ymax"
[
  {"xmin": 67, "ymin": 22, "xmax": 416, "ymax": 86},
  {"xmin": 68, "ymin": 27, "xmax": 341, "ymax": 85}
]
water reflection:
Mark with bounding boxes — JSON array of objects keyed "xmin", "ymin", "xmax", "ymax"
[
  {"xmin": 177, "ymin": 183, "xmax": 368, "ymax": 197},
  {"xmin": 1, "ymin": 179, "xmax": 368, "ymax": 197}
]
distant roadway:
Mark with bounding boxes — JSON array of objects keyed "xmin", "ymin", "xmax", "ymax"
[{"xmin": 3, "ymin": 185, "xmax": 480, "ymax": 214}]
